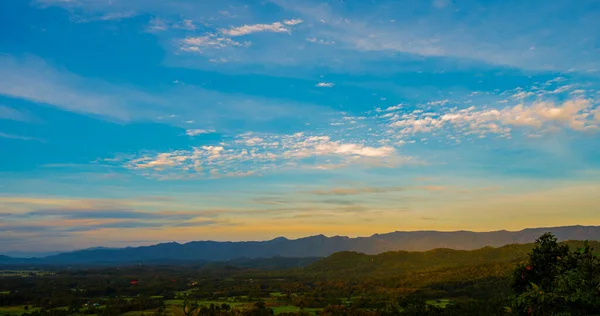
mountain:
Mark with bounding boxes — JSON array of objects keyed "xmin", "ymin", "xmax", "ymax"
[
  {"xmin": 2, "ymin": 225, "xmax": 599, "ymax": 265},
  {"xmin": 0, "ymin": 251, "xmax": 63, "ymax": 258}
]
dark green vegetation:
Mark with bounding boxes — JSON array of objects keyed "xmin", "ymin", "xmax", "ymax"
[{"xmin": 1, "ymin": 234, "xmax": 598, "ymax": 316}]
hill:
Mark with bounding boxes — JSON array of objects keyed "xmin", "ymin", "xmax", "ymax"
[
  {"xmin": 303, "ymin": 240, "xmax": 600, "ymax": 279},
  {"xmin": 1, "ymin": 225, "xmax": 599, "ymax": 265}
]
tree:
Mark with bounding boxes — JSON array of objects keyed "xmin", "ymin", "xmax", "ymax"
[{"xmin": 511, "ymin": 233, "xmax": 600, "ymax": 315}]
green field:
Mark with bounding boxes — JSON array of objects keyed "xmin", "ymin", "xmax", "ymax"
[
  {"xmin": 270, "ymin": 306, "xmax": 320, "ymax": 314},
  {"xmin": 0, "ymin": 306, "xmax": 39, "ymax": 315},
  {"xmin": 426, "ymin": 299, "xmax": 451, "ymax": 308}
]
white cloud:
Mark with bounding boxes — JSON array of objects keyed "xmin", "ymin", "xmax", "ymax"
[
  {"xmin": 427, "ymin": 99, "xmax": 449, "ymax": 106},
  {"xmin": 385, "ymin": 104, "xmax": 403, "ymax": 111},
  {"xmin": 147, "ymin": 17, "xmax": 197, "ymax": 32},
  {"xmin": 306, "ymin": 37, "xmax": 335, "ymax": 45},
  {"xmin": 96, "ymin": 11, "xmax": 136, "ymax": 21},
  {"xmin": 146, "ymin": 17, "xmax": 168, "ymax": 32},
  {"xmin": 512, "ymin": 91, "xmax": 535, "ymax": 99},
  {"xmin": 220, "ymin": 19, "xmax": 302, "ymax": 37},
  {"xmin": 388, "ymin": 98, "xmax": 598, "ymax": 139},
  {"xmin": 185, "ymin": 129, "xmax": 215, "ymax": 136},
  {"xmin": 284, "ymin": 19, "xmax": 303, "ymax": 25},
  {"xmin": 547, "ymin": 85, "xmax": 575, "ymax": 94},
  {"xmin": 180, "ymin": 35, "xmax": 249, "ymax": 51},
  {"xmin": 175, "ymin": 19, "xmax": 196, "ymax": 31},
  {"xmin": 115, "ymin": 132, "xmax": 409, "ymax": 179},
  {"xmin": 316, "ymin": 82, "xmax": 335, "ymax": 87}
]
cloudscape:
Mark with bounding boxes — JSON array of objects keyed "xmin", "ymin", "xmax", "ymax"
[{"xmin": 1, "ymin": 0, "xmax": 600, "ymax": 253}]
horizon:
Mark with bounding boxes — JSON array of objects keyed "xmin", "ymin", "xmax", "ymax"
[
  {"xmin": 1, "ymin": 224, "xmax": 597, "ymax": 256},
  {"xmin": 1, "ymin": 0, "xmax": 600, "ymax": 253}
]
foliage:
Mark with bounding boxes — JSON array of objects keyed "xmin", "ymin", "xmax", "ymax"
[{"xmin": 510, "ymin": 233, "xmax": 600, "ymax": 315}]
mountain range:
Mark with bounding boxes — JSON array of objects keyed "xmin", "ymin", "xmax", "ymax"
[{"xmin": 1, "ymin": 225, "xmax": 599, "ymax": 265}]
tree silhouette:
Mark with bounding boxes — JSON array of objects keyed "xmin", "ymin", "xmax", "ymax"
[{"xmin": 511, "ymin": 233, "xmax": 600, "ymax": 315}]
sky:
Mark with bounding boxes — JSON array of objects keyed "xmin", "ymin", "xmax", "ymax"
[{"xmin": 1, "ymin": 0, "xmax": 600, "ymax": 253}]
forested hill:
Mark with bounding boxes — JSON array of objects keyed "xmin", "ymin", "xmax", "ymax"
[
  {"xmin": 301, "ymin": 240, "xmax": 600, "ymax": 280},
  {"xmin": 1, "ymin": 225, "xmax": 599, "ymax": 265}
]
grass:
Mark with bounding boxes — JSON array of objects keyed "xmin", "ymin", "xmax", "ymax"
[
  {"xmin": 0, "ymin": 306, "xmax": 40, "ymax": 316},
  {"xmin": 0, "ymin": 291, "xmax": 10, "ymax": 295},
  {"xmin": 121, "ymin": 311, "xmax": 156, "ymax": 316},
  {"xmin": 426, "ymin": 299, "xmax": 451, "ymax": 308},
  {"xmin": 270, "ymin": 306, "xmax": 320, "ymax": 315},
  {"xmin": 270, "ymin": 292, "xmax": 286, "ymax": 297}
]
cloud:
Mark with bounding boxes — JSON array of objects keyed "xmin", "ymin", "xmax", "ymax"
[
  {"xmin": 270, "ymin": 0, "xmax": 600, "ymax": 72},
  {"xmin": 0, "ymin": 55, "xmax": 332, "ymax": 129},
  {"xmin": 146, "ymin": 17, "xmax": 169, "ymax": 32},
  {"xmin": 175, "ymin": 19, "xmax": 196, "ymax": 31},
  {"xmin": 24, "ymin": 208, "xmax": 197, "ymax": 221},
  {"xmin": 384, "ymin": 104, "xmax": 403, "ymax": 111},
  {"xmin": 427, "ymin": 99, "xmax": 449, "ymax": 106},
  {"xmin": 220, "ymin": 19, "xmax": 302, "ymax": 36},
  {"xmin": 34, "ymin": 0, "xmax": 600, "ymax": 73},
  {"xmin": 283, "ymin": 19, "xmax": 303, "ymax": 26},
  {"xmin": 387, "ymin": 98, "xmax": 598, "ymax": 139},
  {"xmin": 310, "ymin": 187, "xmax": 405, "ymax": 196},
  {"xmin": 432, "ymin": 0, "xmax": 451, "ymax": 9},
  {"xmin": 70, "ymin": 11, "xmax": 137, "ymax": 23},
  {"xmin": 96, "ymin": 11, "xmax": 136, "ymax": 21},
  {"xmin": 512, "ymin": 91, "xmax": 536, "ymax": 99},
  {"xmin": 147, "ymin": 17, "xmax": 197, "ymax": 32},
  {"xmin": 316, "ymin": 82, "xmax": 335, "ymax": 87},
  {"xmin": 0, "ymin": 132, "xmax": 40, "ymax": 141},
  {"xmin": 185, "ymin": 129, "xmax": 215, "ymax": 136},
  {"xmin": 0, "ymin": 54, "xmax": 149, "ymax": 121},
  {"xmin": 306, "ymin": 37, "xmax": 335, "ymax": 45},
  {"xmin": 114, "ymin": 132, "xmax": 410, "ymax": 179},
  {"xmin": 0, "ymin": 106, "xmax": 33, "ymax": 122},
  {"xmin": 180, "ymin": 35, "xmax": 250, "ymax": 52}
]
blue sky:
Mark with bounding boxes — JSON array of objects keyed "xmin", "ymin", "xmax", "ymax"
[{"xmin": 1, "ymin": 0, "xmax": 600, "ymax": 253}]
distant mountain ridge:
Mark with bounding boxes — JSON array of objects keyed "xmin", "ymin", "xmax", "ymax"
[{"xmin": 1, "ymin": 225, "xmax": 599, "ymax": 265}]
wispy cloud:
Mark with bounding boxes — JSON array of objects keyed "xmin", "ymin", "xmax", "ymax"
[
  {"xmin": 34, "ymin": 0, "xmax": 600, "ymax": 73},
  {"xmin": 0, "ymin": 55, "xmax": 332, "ymax": 129},
  {"xmin": 146, "ymin": 17, "xmax": 169, "ymax": 32},
  {"xmin": 185, "ymin": 129, "xmax": 215, "ymax": 136},
  {"xmin": 180, "ymin": 35, "xmax": 250, "ymax": 52},
  {"xmin": 270, "ymin": 0, "xmax": 600, "ymax": 72},
  {"xmin": 0, "ymin": 132, "xmax": 40, "ymax": 142},
  {"xmin": 0, "ymin": 54, "xmax": 145, "ymax": 121},
  {"xmin": 146, "ymin": 17, "xmax": 197, "ymax": 32},
  {"xmin": 0, "ymin": 106, "xmax": 33, "ymax": 122},
  {"xmin": 316, "ymin": 82, "xmax": 335, "ymax": 88},
  {"xmin": 220, "ymin": 19, "xmax": 302, "ymax": 36},
  {"xmin": 72, "ymin": 10, "xmax": 137, "ymax": 23},
  {"xmin": 306, "ymin": 37, "xmax": 335, "ymax": 45}
]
